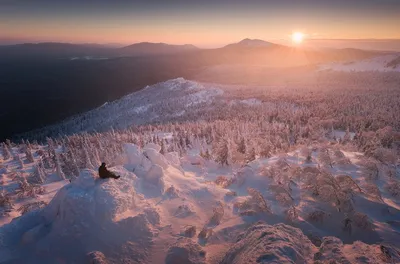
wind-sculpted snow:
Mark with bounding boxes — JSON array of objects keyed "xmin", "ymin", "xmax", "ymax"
[
  {"xmin": 220, "ymin": 222, "xmax": 316, "ymax": 264},
  {"xmin": 0, "ymin": 169, "xmax": 155, "ymax": 263}
]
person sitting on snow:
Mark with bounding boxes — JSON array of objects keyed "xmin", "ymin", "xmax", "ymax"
[{"xmin": 99, "ymin": 162, "xmax": 120, "ymax": 179}]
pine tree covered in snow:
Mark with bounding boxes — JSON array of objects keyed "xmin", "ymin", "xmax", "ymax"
[
  {"xmin": 25, "ymin": 147, "xmax": 35, "ymax": 163},
  {"xmin": 55, "ymin": 153, "xmax": 65, "ymax": 180},
  {"xmin": 1, "ymin": 143, "xmax": 12, "ymax": 160},
  {"xmin": 214, "ymin": 138, "xmax": 229, "ymax": 166}
]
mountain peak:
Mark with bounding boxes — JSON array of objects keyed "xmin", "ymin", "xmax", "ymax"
[{"xmin": 237, "ymin": 38, "xmax": 274, "ymax": 47}]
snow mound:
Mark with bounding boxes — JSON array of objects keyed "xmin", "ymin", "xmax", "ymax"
[
  {"xmin": 165, "ymin": 238, "xmax": 206, "ymax": 264},
  {"xmin": 0, "ymin": 168, "xmax": 158, "ymax": 263},
  {"xmin": 165, "ymin": 152, "xmax": 180, "ymax": 167},
  {"xmin": 143, "ymin": 164, "xmax": 166, "ymax": 194},
  {"xmin": 144, "ymin": 148, "xmax": 169, "ymax": 169},
  {"xmin": 220, "ymin": 222, "xmax": 316, "ymax": 264},
  {"xmin": 144, "ymin": 142, "xmax": 161, "ymax": 153},
  {"xmin": 184, "ymin": 154, "xmax": 205, "ymax": 166},
  {"xmin": 124, "ymin": 143, "xmax": 142, "ymax": 166}
]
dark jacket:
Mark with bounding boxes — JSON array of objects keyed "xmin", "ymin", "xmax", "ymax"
[{"xmin": 99, "ymin": 164, "xmax": 115, "ymax": 179}]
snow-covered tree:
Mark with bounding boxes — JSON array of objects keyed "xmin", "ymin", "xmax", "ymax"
[
  {"xmin": 245, "ymin": 147, "xmax": 256, "ymax": 163},
  {"xmin": 25, "ymin": 148, "xmax": 35, "ymax": 163},
  {"xmin": 236, "ymin": 137, "xmax": 246, "ymax": 154},
  {"xmin": 1, "ymin": 143, "xmax": 12, "ymax": 160},
  {"xmin": 214, "ymin": 139, "xmax": 229, "ymax": 166},
  {"xmin": 318, "ymin": 148, "xmax": 333, "ymax": 168},
  {"xmin": 31, "ymin": 163, "xmax": 46, "ymax": 184},
  {"xmin": 55, "ymin": 153, "xmax": 65, "ymax": 180}
]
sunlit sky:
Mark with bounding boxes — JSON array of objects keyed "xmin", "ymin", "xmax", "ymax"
[{"xmin": 1, "ymin": 0, "xmax": 400, "ymax": 47}]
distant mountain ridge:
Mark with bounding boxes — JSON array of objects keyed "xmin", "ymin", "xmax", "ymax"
[{"xmin": 119, "ymin": 42, "xmax": 199, "ymax": 56}]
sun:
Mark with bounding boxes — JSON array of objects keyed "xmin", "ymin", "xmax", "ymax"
[{"xmin": 292, "ymin": 32, "xmax": 304, "ymax": 44}]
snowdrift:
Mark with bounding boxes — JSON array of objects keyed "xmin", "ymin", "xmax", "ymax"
[
  {"xmin": 220, "ymin": 222, "xmax": 398, "ymax": 264},
  {"xmin": 0, "ymin": 169, "xmax": 157, "ymax": 263}
]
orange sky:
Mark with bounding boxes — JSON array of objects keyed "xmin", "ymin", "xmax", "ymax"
[{"xmin": 1, "ymin": 1, "xmax": 400, "ymax": 47}]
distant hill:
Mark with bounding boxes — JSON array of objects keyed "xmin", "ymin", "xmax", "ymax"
[
  {"xmin": 223, "ymin": 38, "xmax": 278, "ymax": 49},
  {"xmin": 119, "ymin": 42, "xmax": 199, "ymax": 56},
  {"xmin": 0, "ymin": 42, "xmax": 112, "ymax": 59}
]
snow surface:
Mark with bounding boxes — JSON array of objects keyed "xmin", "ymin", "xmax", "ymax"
[
  {"xmin": 319, "ymin": 54, "xmax": 400, "ymax": 72},
  {"xmin": 1, "ymin": 143, "xmax": 399, "ymax": 263},
  {"xmin": 18, "ymin": 78, "xmax": 224, "ymax": 138}
]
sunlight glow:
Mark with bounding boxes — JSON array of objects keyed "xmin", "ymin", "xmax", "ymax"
[{"xmin": 292, "ymin": 32, "xmax": 304, "ymax": 44}]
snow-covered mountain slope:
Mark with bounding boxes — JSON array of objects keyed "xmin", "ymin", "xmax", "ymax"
[
  {"xmin": 1, "ymin": 142, "xmax": 399, "ymax": 263},
  {"xmin": 17, "ymin": 78, "xmax": 224, "ymax": 139},
  {"xmin": 319, "ymin": 54, "xmax": 400, "ymax": 72}
]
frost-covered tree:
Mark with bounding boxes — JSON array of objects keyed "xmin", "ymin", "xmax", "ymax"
[
  {"xmin": 1, "ymin": 143, "xmax": 12, "ymax": 160},
  {"xmin": 300, "ymin": 147, "xmax": 312, "ymax": 163},
  {"xmin": 25, "ymin": 148, "xmax": 35, "ymax": 163},
  {"xmin": 236, "ymin": 137, "xmax": 246, "ymax": 154},
  {"xmin": 31, "ymin": 163, "xmax": 46, "ymax": 184},
  {"xmin": 83, "ymin": 148, "xmax": 94, "ymax": 169},
  {"xmin": 55, "ymin": 153, "xmax": 65, "ymax": 180},
  {"xmin": 160, "ymin": 140, "xmax": 166, "ymax": 155},
  {"xmin": 245, "ymin": 147, "xmax": 256, "ymax": 163},
  {"xmin": 214, "ymin": 139, "xmax": 229, "ymax": 166},
  {"xmin": 318, "ymin": 148, "xmax": 333, "ymax": 168}
]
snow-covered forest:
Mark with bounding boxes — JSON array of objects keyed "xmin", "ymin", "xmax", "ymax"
[{"xmin": 1, "ymin": 70, "xmax": 400, "ymax": 263}]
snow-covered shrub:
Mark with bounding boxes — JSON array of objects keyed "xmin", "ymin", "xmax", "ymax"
[
  {"xmin": 183, "ymin": 225, "xmax": 197, "ymax": 238},
  {"xmin": 304, "ymin": 170, "xmax": 356, "ymax": 213},
  {"xmin": 143, "ymin": 207, "xmax": 160, "ymax": 225},
  {"xmin": 352, "ymin": 212, "xmax": 374, "ymax": 231},
  {"xmin": 174, "ymin": 204, "xmax": 194, "ymax": 218},
  {"xmin": 386, "ymin": 180, "xmax": 400, "ymax": 197},
  {"xmin": 360, "ymin": 158, "xmax": 380, "ymax": 180},
  {"xmin": 373, "ymin": 147, "xmax": 397, "ymax": 165},
  {"xmin": 300, "ymin": 147, "xmax": 312, "ymax": 162},
  {"xmin": 335, "ymin": 174, "xmax": 362, "ymax": 193},
  {"xmin": 165, "ymin": 238, "xmax": 206, "ymax": 264},
  {"xmin": 306, "ymin": 210, "xmax": 330, "ymax": 223},
  {"xmin": 17, "ymin": 201, "xmax": 47, "ymax": 215},
  {"xmin": 0, "ymin": 191, "xmax": 13, "ymax": 216},
  {"xmin": 198, "ymin": 227, "xmax": 213, "ymax": 241},
  {"xmin": 318, "ymin": 148, "xmax": 333, "ymax": 168},
  {"xmin": 225, "ymin": 191, "xmax": 237, "ymax": 197},
  {"xmin": 164, "ymin": 185, "xmax": 179, "ymax": 198},
  {"xmin": 214, "ymin": 175, "xmax": 233, "ymax": 188},
  {"xmin": 285, "ymin": 205, "xmax": 299, "ymax": 222},
  {"xmin": 208, "ymin": 202, "xmax": 224, "ymax": 226},
  {"xmin": 233, "ymin": 198, "xmax": 252, "ymax": 212},
  {"xmin": 86, "ymin": 251, "xmax": 108, "ymax": 264},
  {"xmin": 15, "ymin": 178, "xmax": 45, "ymax": 198},
  {"xmin": 247, "ymin": 188, "xmax": 272, "ymax": 213},
  {"xmin": 362, "ymin": 182, "xmax": 383, "ymax": 202},
  {"xmin": 333, "ymin": 149, "xmax": 351, "ymax": 165}
]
